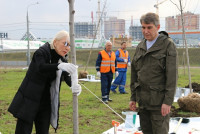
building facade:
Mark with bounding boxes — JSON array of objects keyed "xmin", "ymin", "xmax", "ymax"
[
  {"xmin": 104, "ymin": 17, "xmax": 125, "ymax": 39},
  {"xmin": 129, "ymin": 26, "xmax": 143, "ymax": 40},
  {"xmin": 168, "ymin": 30, "xmax": 200, "ymax": 47},
  {"xmin": 74, "ymin": 22, "xmax": 96, "ymax": 38},
  {"xmin": 166, "ymin": 12, "xmax": 200, "ymax": 47},
  {"xmin": 166, "ymin": 12, "xmax": 200, "ymax": 31}
]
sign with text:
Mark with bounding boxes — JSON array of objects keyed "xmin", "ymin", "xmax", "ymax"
[{"xmin": 0, "ymin": 33, "xmax": 8, "ymax": 38}]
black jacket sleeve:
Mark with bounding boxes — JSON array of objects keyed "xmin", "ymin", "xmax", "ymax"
[
  {"xmin": 96, "ymin": 52, "xmax": 102, "ymax": 71},
  {"xmin": 62, "ymin": 71, "xmax": 71, "ymax": 87},
  {"xmin": 33, "ymin": 50, "xmax": 59, "ymax": 72}
]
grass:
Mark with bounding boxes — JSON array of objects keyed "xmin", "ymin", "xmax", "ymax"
[
  {"xmin": 1, "ymin": 48, "xmax": 200, "ymax": 67},
  {"xmin": 0, "ymin": 67, "xmax": 200, "ymax": 134},
  {"xmin": 177, "ymin": 67, "xmax": 200, "ymax": 87}
]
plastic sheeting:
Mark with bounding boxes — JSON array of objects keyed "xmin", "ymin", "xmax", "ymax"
[{"xmin": 103, "ymin": 116, "xmax": 200, "ymax": 134}]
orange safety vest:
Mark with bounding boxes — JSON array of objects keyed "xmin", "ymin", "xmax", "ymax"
[
  {"xmin": 100, "ymin": 50, "xmax": 116, "ymax": 73},
  {"xmin": 117, "ymin": 48, "xmax": 128, "ymax": 68}
]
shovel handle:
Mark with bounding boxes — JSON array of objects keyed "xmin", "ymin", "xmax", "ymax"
[
  {"xmin": 112, "ymin": 120, "xmax": 120, "ymax": 127},
  {"xmin": 173, "ymin": 117, "xmax": 183, "ymax": 133}
]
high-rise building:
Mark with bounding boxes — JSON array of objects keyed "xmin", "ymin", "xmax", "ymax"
[
  {"xmin": 165, "ymin": 12, "xmax": 200, "ymax": 31},
  {"xmin": 165, "ymin": 16, "xmax": 176, "ymax": 31},
  {"xmin": 74, "ymin": 22, "xmax": 96, "ymax": 38},
  {"xmin": 104, "ymin": 17, "xmax": 125, "ymax": 39},
  {"xmin": 129, "ymin": 26, "xmax": 143, "ymax": 40}
]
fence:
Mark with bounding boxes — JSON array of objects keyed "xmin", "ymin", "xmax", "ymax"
[{"xmin": 1, "ymin": 48, "xmax": 200, "ymax": 67}]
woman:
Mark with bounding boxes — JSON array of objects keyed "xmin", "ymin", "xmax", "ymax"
[{"xmin": 8, "ymin": 30, "xmax": 81, "ymax": 134}]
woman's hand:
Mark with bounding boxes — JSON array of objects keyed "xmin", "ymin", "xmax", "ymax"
[
  {"xmin": 71, "ymin": 84, "xmax": 82, "ymax": 96},
  {"xmin": 58, "ymin": 63, "xmax": 77, "ymax": 74}
]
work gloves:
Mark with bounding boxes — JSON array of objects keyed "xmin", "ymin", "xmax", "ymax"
[
  {"xmin": 128, "ymin": 62, "xmax": 131, "ymax": 67},
  {"xmin": 115, "ymin": 71, "xmax": 119, "ymax": 77},
  {"xmin": 58, "ymin": 63, "xmax": 77, "ymax": 74},
  {"xmin": 97, "ymin": 71, "xmax": 101, "ymax": 77},
  {"xmin": 70, "ymin": 65, "xmax": 82, "ymax": 96},
  {"xmin": 58, "ymin": 63, "xmax": 82, "ymax": 96},
  {"xmin": 71, "ymin": 83, "xmax": 82, "ymax": 96},
  {"xmin": 124, "ymin": 59, "xmax": 128, "ymax": 63},
  {"xmin": 97, "ymin": 71, "xmax": 119, "ymax": 77}
]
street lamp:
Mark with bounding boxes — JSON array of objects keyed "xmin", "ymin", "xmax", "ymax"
[{"xmin": 27, "ymin": 2, "xmax": 39, "ymax": 66}]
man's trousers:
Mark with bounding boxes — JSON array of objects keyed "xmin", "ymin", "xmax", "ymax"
[
  {"xmin": 139, "ymin": 108, "xmax": 170, "ymax": 134},
  {"xmin": 110, "ymin": 71, "xmax": 126, "ymax": 93},
  {"xmin": 101, "ymin": 71, "xmax": 113, "ymax": 101}
]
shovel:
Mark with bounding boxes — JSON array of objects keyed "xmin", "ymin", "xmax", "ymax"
[
  {"xmin": 112, "ymin": 120, "xmax": 120, "ymax": 134},
  {"xmin": 170, "ymin": 117, "xmax": 183, "ymax": 134}
]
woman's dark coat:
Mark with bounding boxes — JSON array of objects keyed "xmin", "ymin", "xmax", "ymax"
[{"xmin": 8, "ymin": 42, "xmax": 71, "ymax": 129}]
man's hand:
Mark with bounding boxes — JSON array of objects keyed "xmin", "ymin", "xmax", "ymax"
[
  {"xmin": 115, "ymin": 71, "xmax": 119, "ymax": 77},
  {"xmin": 128, "ymin": 62, "xmax": 131, "ymax": 67},
  {"xmin": 161, "ymin": 104, "xmax": 171, "ymax": 116},
  {"xmin": 129, "ymin": 101, "xmax": 137, "ymax": 111},
  {"xmin": 124, "ymin": 59, "xmax": 128, "ymax": 63},
  {"xmin": 97, "ymin": 71, "xmax": 101, "ymax": 77}
]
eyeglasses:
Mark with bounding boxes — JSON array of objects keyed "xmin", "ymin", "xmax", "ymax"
[{"xmin": 65, "ymin": 42, "xmax": 70, "ymax": 48}]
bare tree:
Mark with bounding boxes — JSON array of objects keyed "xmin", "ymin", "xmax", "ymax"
[
  {"xmin": 170, "ymin": 0, "xmax": 192, "ymax": 92},
  {"xmin": 68, "ymin": 0, "xmax": 79, "ymax": 134}
]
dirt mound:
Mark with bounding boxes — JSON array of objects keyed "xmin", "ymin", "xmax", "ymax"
[{"xmin": 185, "ymin": 82, "xmax": 200, "ymax": 93}]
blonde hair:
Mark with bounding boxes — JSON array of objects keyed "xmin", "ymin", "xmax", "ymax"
[{"xmin": 51, "ymin": 30, "xmax": 70, "ymax": 48}]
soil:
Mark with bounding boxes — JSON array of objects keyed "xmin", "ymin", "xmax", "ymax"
[
  {"xmin": 171, "ymin": 82, "xmax": 200, "ymax": 117},
  {"xmin": 185, "ymin": 82, "xmax": 200, "ymax": 93},
  {"xmin": 170, "ymin": 106, "xmax": 200, "ymax": 117}
]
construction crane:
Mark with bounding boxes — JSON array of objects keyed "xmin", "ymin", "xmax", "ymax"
[{"xmin": 154, "ymin": 0, "xmax": 168, "ymax": 15}]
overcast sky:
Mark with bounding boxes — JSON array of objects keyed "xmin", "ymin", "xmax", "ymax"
[{"xmin": 0, "ymin": 0, "xmax": 200, "ymax": 40}]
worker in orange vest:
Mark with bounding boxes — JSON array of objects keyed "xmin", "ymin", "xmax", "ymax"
[
  {"xmin": 110, "ymin": 42, "xmax": 130, "ymax": 94},
  {"xmin": 96, "ymin": 41, "xmax": 118, "ymax": 104}
]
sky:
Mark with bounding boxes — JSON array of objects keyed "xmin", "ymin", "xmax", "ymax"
[{"xmin": 0, "ymin": 0, "xmax": 200, "ymax": 40}]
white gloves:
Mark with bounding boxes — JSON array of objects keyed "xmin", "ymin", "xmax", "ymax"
[
  {"xmin": 71, "ymin": 84, "xmax": 82, "ymax": 96},
  {"xmin": 58, "ymin": 63, "xmax": 82, "ymax": 96},
  {"xmin": 124, "ymin": 59, "xmax": 128, "ymax": 63},
  {"xmin": 97, "ymin": 71, "xmax": 101, "ymax": 77},
  {"xmin": 58, "ymin": 63, "xmax": 77, "ymax": 74},
  {"xmin": 70, "ymin": 65, "xmax": 82, "ymax": 96},
  {"xmin": 128, "ymin": 62, "xmax": 131, "ymax": 67},
  {"xmin": 115, "ymin": 71, "xmax": 119, "ymax": 77}
]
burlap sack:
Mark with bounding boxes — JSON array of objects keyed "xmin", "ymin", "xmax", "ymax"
[
  {"xmin": 78, "ymin": 70, "xmax": 88, "ymax": 79},
  {"xmin": 178, "ymin": 93, "xmax": 200, "ymax": 113}
]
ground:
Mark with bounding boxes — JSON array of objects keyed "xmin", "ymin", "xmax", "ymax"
[
  {"xmin": 171, "ymin": 82, "xmax": 200, "ymax": 117},
  {"xmin": 170, "ymin": 106, "xmax": 200, "ymax": 117},
  {"xmin": 185, "ymin": 82, "xmax": 200, "ymax": 93}
]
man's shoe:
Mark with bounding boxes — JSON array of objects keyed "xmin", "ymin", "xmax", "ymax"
[
  {"xmin": 103, "ymin": 100, "xmax": 108, "ymax": 104},
  {"xmin": 120, "ymin": 92, "xmax": 128, "ymax": 94},
  {"xmin": 112, "ymin": 90, "xmax": 117, "ymax": 94},
  {"xmin": 108, "ymin": 98, "xmax": 112, "ymax": 102}
]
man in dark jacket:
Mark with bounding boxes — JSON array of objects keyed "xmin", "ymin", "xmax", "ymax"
[
  {"xmin": 8, "ymin": 31, "xmax": 81, "ymax": 134},
  {"xmin": 129, "ymin": 13, "xmax": 178, "ymax": 134}
]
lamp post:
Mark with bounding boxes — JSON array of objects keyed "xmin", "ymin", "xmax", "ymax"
[{"xmin": 26, "ymin": 2, "xmax": 39, "ymax": 66}]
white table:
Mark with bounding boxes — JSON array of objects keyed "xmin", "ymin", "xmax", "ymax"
[
  {"xmin": 78, "ymin": 78, "xmax": 100, "ymax": 82},
  {"xmin": 103, "ymin": 117, "xmax": 200, "ymax": 134},
  {"xmin": 169, "ymin": 117, "xmax": 200, "ymax": 134},
  {"xmin": 102, "ymin": 115, "xmax": 140, "ymax": 134}
]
